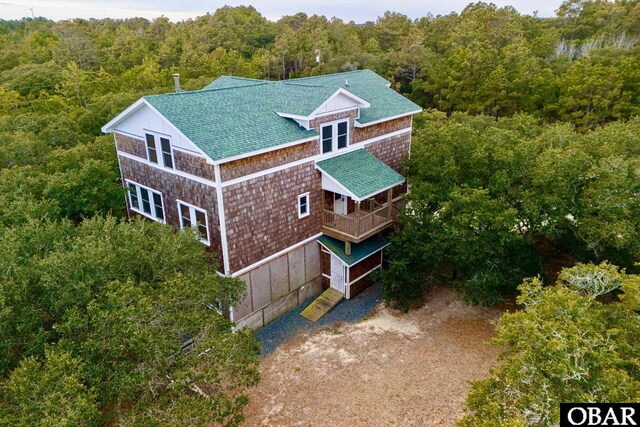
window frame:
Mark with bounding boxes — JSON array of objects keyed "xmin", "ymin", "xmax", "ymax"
[
  {"xmin": 125, "ymin": 180, "xmax": 166, "ymax": 223},
  {"xmin": 144, "ymin": 131, "xmax": 174, "ymax": 169},
  {"xmin": 298, "ymin": 192, "xmax": 310, "ymax": 219},
  {"xmin": 176, "ymin": 199, "xmax": 210, "ymax": 245},
  {"xmin": 319, "ymin": 119, "xmax": 349, "ymax": 154}
]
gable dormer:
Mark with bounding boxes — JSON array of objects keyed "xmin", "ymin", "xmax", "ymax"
[{"xmin": 275, "ymin": 87, "xmax": 370, "ymax": 131}]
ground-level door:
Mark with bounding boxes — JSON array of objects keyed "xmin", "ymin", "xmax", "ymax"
[{"xmin": 330, "ymin": 254, "xmax": 346, "ymax": 294}]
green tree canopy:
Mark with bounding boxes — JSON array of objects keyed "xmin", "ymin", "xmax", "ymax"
[{"xmin": 459, "ymin": 263, "xmax": 640, "ymax": 426}]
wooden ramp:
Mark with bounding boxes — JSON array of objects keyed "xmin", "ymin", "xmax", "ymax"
[{"xmin": 300, "ymin": 288, "xmax": 344, "ymax": 322}]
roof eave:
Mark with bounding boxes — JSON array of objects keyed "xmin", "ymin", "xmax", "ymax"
[
  {"xmin": 101, "ymin": 98, "xmax": 146, "ymax": 134},
  {"xmin": 355, "ymin": 109, "xmax": 422, "ymax": 128}
]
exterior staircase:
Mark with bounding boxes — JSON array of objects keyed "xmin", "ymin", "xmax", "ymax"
[{"xmin": 300, "ymin": 287, "xmax": 344, "ymax": 322}]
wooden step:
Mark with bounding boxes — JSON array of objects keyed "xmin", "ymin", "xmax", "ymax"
[{"xmin": 300, "ymin": 288, "xmax": 344, "ymax": 322}]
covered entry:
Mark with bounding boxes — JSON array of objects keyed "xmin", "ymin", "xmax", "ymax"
[{"xmin": 318, "ymin": 234, "xmax": 389, "ymax": 299}]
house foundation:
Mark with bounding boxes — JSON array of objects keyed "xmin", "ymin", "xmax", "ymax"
[{"xmin": 231, "ymin": 240, "xmax": 324, "ymax": 329}]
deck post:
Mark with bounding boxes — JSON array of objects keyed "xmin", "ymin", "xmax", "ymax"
[
  {"xmin": 345, "ymin": 241, "xmax": 351, "ymax": 257},
  {"xmin": 355, "ymin": 201, "xmax": 360, "ymax": 237},
  {"xmin": 387, "ymin": 188, "xmax": 393, "ymax": 219}
]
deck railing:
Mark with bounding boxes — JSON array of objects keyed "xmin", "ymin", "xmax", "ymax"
[{"xmin": 322, "ymin": 201, "xmax": 396, "ymax": 239}]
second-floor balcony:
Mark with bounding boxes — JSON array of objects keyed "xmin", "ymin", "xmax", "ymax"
[
  {"xmin": 315, "ymin": 148, "xmax": 405, "ymax": 249},
  {"xmin": 322, "ymin": 194, "xmax": 399, "ymax": 243}
]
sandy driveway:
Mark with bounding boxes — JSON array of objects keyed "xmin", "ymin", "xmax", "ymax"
[{"xmin": 243, "ymin": 287, "xmax": 507, "ymax": 426}]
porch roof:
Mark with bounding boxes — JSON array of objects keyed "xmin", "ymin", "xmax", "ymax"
[
  {"xmin": 315, "ymin": 149, "xmax": 404, "ymax": 201},
  {"xmin": 318, "ymin": 234, "xmax": 389, "ymax": 266}
]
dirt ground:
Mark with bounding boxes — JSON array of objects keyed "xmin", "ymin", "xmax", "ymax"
[{"xmin": 243, "ymin": 286, "xmax": 508, "ymax": 427}]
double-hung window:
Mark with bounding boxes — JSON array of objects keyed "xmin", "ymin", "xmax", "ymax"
[
  {"xmin": 177, "ymin": 201, "xmax": 209, "ymax": 244},
  {"xmin": 298, "ymin": 193, "xmax": 310, "ymax": 219},
  {"xmin": 145, "ymin": 132, "xmax": 173, "ymax": 169},
  {"xmin": 321, "ymin": 124, "xmax": 333, "ymax": 154},
  {"xmin": 320, "ymin": 120, "xmax": 349, "ymax": 154},
  {"xmin": 127, "ymin": 181, "xmax": 165, "ymax": 222}
]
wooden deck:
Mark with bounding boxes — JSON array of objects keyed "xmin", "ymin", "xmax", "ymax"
[
  {"xmin": 300, "ymin": 288, "xmax": 345, "ymax": 322},
  {"xmin": 321, "ymin": 197, "xmax": 397, "ymax": 243}
]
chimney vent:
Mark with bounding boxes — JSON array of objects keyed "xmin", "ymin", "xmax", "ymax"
[
  {"xmin": 172, "ymin": 73, "xmax": 181, "ymax": 93},
  {"xmin": 345, "ymin": 79, "xmax": 349, "ymax": 87}
]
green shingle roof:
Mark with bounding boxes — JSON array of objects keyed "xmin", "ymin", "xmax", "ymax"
[
  {"xmin": 143, "ymin": 70, "xmax": 421, "ymax": 162},
  {"xmin": 316, "ymin": 149, "xmax": 405, "ymax": 200},
  {"xmin": 202, "ymin": 76, "xmax": 265, "ymax": 90},
  {"xmin": 318, "ymin": 234, "xmax": 389, "ymax": 266}
]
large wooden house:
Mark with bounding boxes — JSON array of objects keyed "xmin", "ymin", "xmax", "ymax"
[{"xmin": 102, "ymin": 70, "xmax": 421, "ymax": 328}]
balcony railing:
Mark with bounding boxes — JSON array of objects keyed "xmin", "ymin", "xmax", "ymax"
[{"xmin": 321, "ymin": 200, "xmax": 397, "ymax": 241}]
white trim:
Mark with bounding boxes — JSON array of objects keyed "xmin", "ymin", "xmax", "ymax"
[
  {"xmin": 221, "ymin": 127, "xmax": 412, "ymax": 188},
  {"xmin": 214, "ymin": 136, "xmax": 318, "ymax": 165},
  {"xmin": 309, "ymin": 88, "xmax": 370, "ymax": 117},
  {"xmin": 314, "ymin": 106, "xmax": 359, "ymax": 118},
  {"xmin": 101, "ymin": 98, "xmax": 146, "ymax": 133},
  {"xmin": 297, "ymin": 192, "xmax": 310, "ymax": 219},
  {"xmin": 215, "ymin": 164, "xmax": 231, "ymax": 276},
  {"xmin": 142, "ymin": 128, "xmax": 171, "ymax": 139},
  {"xmin": 320, "ymin": 119, "xmax": 350, "ymax": 155},
  {"xmin": 116, "ymin": 150, "xmax": 217, "ymax": 188},
  {"xmin": 125, "ymin": 179, "xmax": 166, "ymax": 223},
  {"xmin": 274, "ymin": 112, "xmax": 311, "ymax": 130},
  {"xmin": 274, "ymin": 112, "xmax": 309, "ymax": 121},
  {"xmin": 171, "ymin": 144, "xmax": 202, "ymax": 156},
  {"xmin": 408, "ymin": 115, "xmax": 413, "ymax": 160},
  {"xmin": 230, "ymin": 233, "xmax": 322, "ymax": 278},
  {"xmin": 143, "ymin": 130, "xmax": 176, "ymax": 170},
  {"xmin": 176, "ymin": 199, "xmax": 210, "ymax": 245},
  {"xmin": 113, "ymin": 136, "xmax": 128, "ymax": 217},
  {"xmin": 112, "ymin": 128, "xmax": 144, "ymax": 140},
  {"xmin": 103, "ymin": 99, "xmax": 211, "ymax": 161},
  {"xmin": 354, "ymin": 109, "xmax": 422, "ymax": 128},
  {"xmin": 141, "ymin": 99, "xmax": 212, "ymax": 161},
  {"xmin": 318, "ymin": 240, "xmax": 390, "ymax": 269},
  {"xmin": 348, "ymin": 265, "xmax": 382, "ymax": 285},
  {"xmin": 318, "ymin": 169, "xmax": 358, "ymax": 200}
]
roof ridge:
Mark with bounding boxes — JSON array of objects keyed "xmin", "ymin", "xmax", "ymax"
[
  {"xmin": 287, "ymin": 69, "xmax": 368, "ymax": 82},
  {"xmin": 145, "ymin": 81, "xmax": 271, "ymax": 98},
  {"xmin": 280, "ymin": 82, "xmax": 326, "ymax": 88},
  {"xmin": 198, "ymin": 81, "xmax": 270, "ymax": 93},
  {"xmin": 224, "ymin": 76, "xmax": 267, "ymax": 82}
]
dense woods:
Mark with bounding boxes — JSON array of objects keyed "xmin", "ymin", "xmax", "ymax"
[
  {"xmin": 1, "ymin": 0, "xmax": 640, "ymax": 425},
  {"xmin": 381, "ymin": 112, "xmax": 640, "ymax": 307}
]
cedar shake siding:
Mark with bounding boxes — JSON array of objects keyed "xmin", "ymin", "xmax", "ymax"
[
  {"xmin": 308, "ymin": 109, "xmax": 358, "ymax": 136},
  {"xmin": 350, "ymin": 251, "xmax": 383, "ymax": 282},
  {"xmin": 220, "ymin": 140, "xmax": 320, "ymax": 181},
  {"xmin": 115, "ymin": 132, "xmax": 147, "ymax": 159},
  {"xmin": 364, "ymin": 132, "xmax": 411, "ymax": 173},
  {"xmin": 118, "ymin": 155, "xmax": 224, "ymax": 268},
  {"xmin": 115, "ymin": 132, "xmax": 216, "ymax": 182},
  {"xmin": 223, "ymin": 162, "xmax": 322, "ymax": 273},
  {"xmin": 173, "ymin": 150, "xmax": 216, "ymax": 182},
  {"xmin": 351, "ymin": 115, "xmax": 412, "ymax": 143}
]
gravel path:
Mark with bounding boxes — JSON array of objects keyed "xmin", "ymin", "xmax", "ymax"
[
  {"xmin": 255, "ymin": 284, "xmax": 382, "ymax": 356},
  {"xmin": 243, "ymin": 286, "xmax": 506, "ymax": 426}
]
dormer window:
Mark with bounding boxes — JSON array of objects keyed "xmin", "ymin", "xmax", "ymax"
[
  {"xmin": 321, "ymin": 120, "xmax": 349, "ymax": 154},
  {"xmin": 337, "ymin": 121, "xmax": 348, "ymax": 149},
  {"xmin": 145, "ymin": 132, "xmax": 173, "ymax": 169}
]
